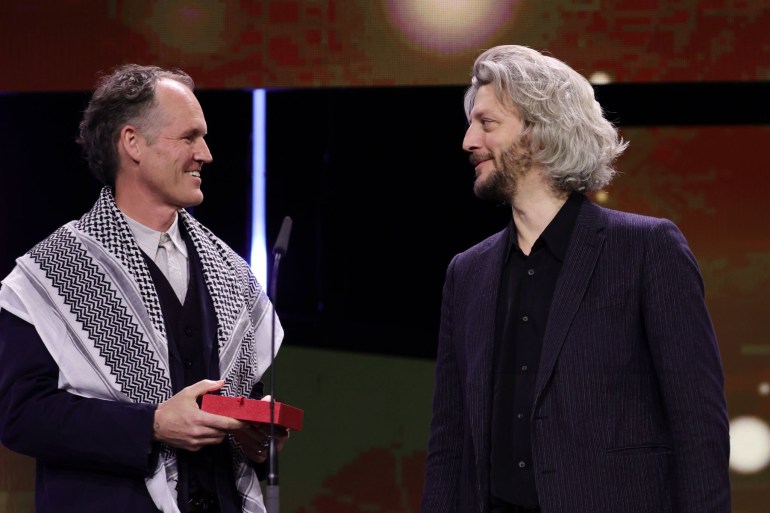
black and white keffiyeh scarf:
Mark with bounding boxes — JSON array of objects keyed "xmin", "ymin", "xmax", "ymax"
[{"xmin": 0, "ymin": 187, "xmax": 281, "ymax": 513}]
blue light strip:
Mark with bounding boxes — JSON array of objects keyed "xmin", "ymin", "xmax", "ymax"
[{"xmin": 250, "ymin": 89, "xmax": 267, "ymax": 286}]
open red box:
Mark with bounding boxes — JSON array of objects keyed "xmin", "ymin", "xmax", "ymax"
[{"xmin": 201, "ymin": 394, "xmax": 304, "ymax": 432}]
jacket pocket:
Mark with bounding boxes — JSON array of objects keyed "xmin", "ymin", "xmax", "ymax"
[{"xmin": 606, "ymin": 443, "xmax": 672, "ymax": 455}]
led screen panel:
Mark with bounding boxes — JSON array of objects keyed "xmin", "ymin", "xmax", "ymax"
[{"xmin": 2, "ymin": 0, "xmax": 769, "ymax": 92}]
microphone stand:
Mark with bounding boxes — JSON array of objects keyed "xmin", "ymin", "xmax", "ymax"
[{"xmin": 266, "ymin": 216, "xmax": 292, "ymax": 513}]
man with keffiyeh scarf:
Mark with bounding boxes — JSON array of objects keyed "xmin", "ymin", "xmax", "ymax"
[{"xmin": 0, "ymin": 64, "xmax": 288, "ymax": 513}]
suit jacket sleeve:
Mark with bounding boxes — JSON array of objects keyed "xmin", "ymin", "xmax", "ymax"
[
  {"xmin": 421, "ymin": 254, "xmax": 463, "ymax": 513},
  {"xmin": 642, "ymin": 219, "xmax": 731, "ymax": 512},
  {"xmin": 0, "ymin": 309, "xmax": 159, "ymax": 476}
]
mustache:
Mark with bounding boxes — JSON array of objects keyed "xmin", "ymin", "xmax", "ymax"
[{"xmin": 469, "ymin": 152, "xmax": 493, "ymax": 166}]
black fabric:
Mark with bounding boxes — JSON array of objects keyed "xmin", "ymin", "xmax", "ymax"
[
  {"xmin": 187, "ymin": 495, "xmax": 221, "ymax": 512},
  {"xmin": 489, "ymin": 495, "xmax": 541, "ymax": 513},
  {"xmin": 490, "ymin": 193, "xmax": 584, "ymax": 508}
]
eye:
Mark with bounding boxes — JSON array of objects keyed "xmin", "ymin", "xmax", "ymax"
[
  {"xmin": 480, "ymin": 118, "xmax": 495, "ymax": 130},
  {"xmin": 181, "ymin": 130, "xmax": 202, "ymax": 143}
]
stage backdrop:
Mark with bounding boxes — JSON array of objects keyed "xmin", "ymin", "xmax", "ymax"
[
  {"xmin": 1, "ymin": 0, "xmax": 769, "ymax": 92},
  {"xmin": 2, "ymin": 1, "xmax": 770, "ymax": 512}
]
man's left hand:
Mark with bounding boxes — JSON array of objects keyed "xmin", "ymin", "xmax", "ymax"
[{"xmin": 232, "ymin": 395, "xmax": 290, "ymax": 463}]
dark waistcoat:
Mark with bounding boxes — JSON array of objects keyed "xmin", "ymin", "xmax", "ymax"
[{"xmin": 143, "ymin": 228, "xmax": 242, "ymax": 513}]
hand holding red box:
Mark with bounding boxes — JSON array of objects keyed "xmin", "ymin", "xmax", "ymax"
[{"xmin": 200, "ymin": 394, "xmax": 304, "ymax": 432}]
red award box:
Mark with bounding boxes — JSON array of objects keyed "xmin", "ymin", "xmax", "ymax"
[{"xmin": 201, "ymin": 394, "xmax": 304, "ymax": 432}]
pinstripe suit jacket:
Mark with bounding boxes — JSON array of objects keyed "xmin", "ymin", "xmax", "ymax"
[{"xmin": 421, "ymin": 199, "xmax": 731, "ymax": 513}]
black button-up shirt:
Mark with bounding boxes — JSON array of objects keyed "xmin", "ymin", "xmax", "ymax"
[{"xmin": 490, "ymin": 192, "xmax": 584, "ymax": 508}]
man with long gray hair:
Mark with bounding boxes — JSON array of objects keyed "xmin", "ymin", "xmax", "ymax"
[{"xmin": 421, "ymin": 45, "xmax": 730, "ymax": 513}]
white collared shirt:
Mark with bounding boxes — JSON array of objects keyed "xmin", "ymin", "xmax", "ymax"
[{"xmin": 123, "ymin": 212, "xmax": 189, "ymax": 302}]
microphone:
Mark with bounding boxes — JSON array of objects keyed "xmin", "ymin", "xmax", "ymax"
[
  {"xmin": 266, "ymin": 215, "xmax": 292, "ymax": 513},
  {"xmin": 273, "ymin": 216, "xmax": 293, "ymax": 257}
]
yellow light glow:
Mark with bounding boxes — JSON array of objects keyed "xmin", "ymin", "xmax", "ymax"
[
  {"xmin": 385, "ymin": 0, "xmax": 517, "ymax": 54},
  {"xmin": 589, "ymin": 71, "xmax": 612, "ymax": 85},
  {"xmin": 594, "ymin": 190, "xmax": 609, "ymax": 204},
  {"xmin": 729, "ymin": 416, "xmax": 770, "ymax": 474}
]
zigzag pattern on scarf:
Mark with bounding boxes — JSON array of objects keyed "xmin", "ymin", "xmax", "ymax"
[
  {"xmin": 223, "ymin": 329, "xmax": 258, "ymax": 398},
  {"xmin": 77, "ymin": 188, "xmax": 167, "ymax": 338},
  {"xmin": 29, "ymin": 227, "xmax": 170, "ymax": 404}
]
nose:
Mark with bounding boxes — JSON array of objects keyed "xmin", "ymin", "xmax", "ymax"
[
  {"xmin": 195, "ymin": 138, "xmax": 213, "ymax": 164},
  {"xmin": 463, "ymin": 123, "xmax": 481, "ymax": 153}
]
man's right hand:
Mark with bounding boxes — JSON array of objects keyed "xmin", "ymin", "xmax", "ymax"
[{"xmin": 152, "ymin": 379, "xmax": 245, "ymax": 451}]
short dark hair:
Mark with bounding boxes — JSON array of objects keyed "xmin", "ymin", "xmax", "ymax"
[{"xmin": 76, "ymin": 64, "xmax": 194, "ymax": 186}]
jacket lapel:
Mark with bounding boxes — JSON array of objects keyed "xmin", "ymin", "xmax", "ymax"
[{"xmin": 534, "ymin": 201, "xmax": 606, "ymax": 406}]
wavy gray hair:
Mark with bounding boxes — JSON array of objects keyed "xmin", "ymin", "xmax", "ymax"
[{"xmin": 464, "ymin": 45, "xmax": 627, "ymax": 193}]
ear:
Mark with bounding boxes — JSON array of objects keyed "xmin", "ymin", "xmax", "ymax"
[{"xmin": 119, "ymin": 125, "xmax": 142, "ymax": 163}]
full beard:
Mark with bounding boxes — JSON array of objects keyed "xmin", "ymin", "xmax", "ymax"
[{"xmin": 472, "ymin": 142, "xmax": 533, "ymax": 204}]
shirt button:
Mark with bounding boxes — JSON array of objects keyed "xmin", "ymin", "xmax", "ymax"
[
  {"xmin": 527, "ymin": 269, "xmax": 535, "ymax": 276},
  {"xmin": 518, "ymin": 461, "xmax": 526, "ymax": 468},
  {"xmin": 184, "ymin": 327, "xmax": 193, "ymax": 336},
  {"xmin": 521, "ymin": 315, "xmax": 529, "ymax": 322},
  {"xmin": 521, "ymin": 365, "xmax": 528, "ymax": 371},
  {"xmin": 184, "ymin": 360, "xmax": 193, "ymax": 368},
  {"xmin": 517, "ymin": 413, "xmax": 525, "ymax": 420}
]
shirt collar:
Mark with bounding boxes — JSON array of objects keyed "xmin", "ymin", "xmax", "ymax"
[
  {"xmin": 122, "ymin": 212, "xmax": 188, "ymax": 259},
  {"xmin": 505, "ymin": 192, "xmax": 585, "ymax": 262},
  {"xmin": 539, "ymin": 192, "xmax": 584, "ymax": 261}
]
